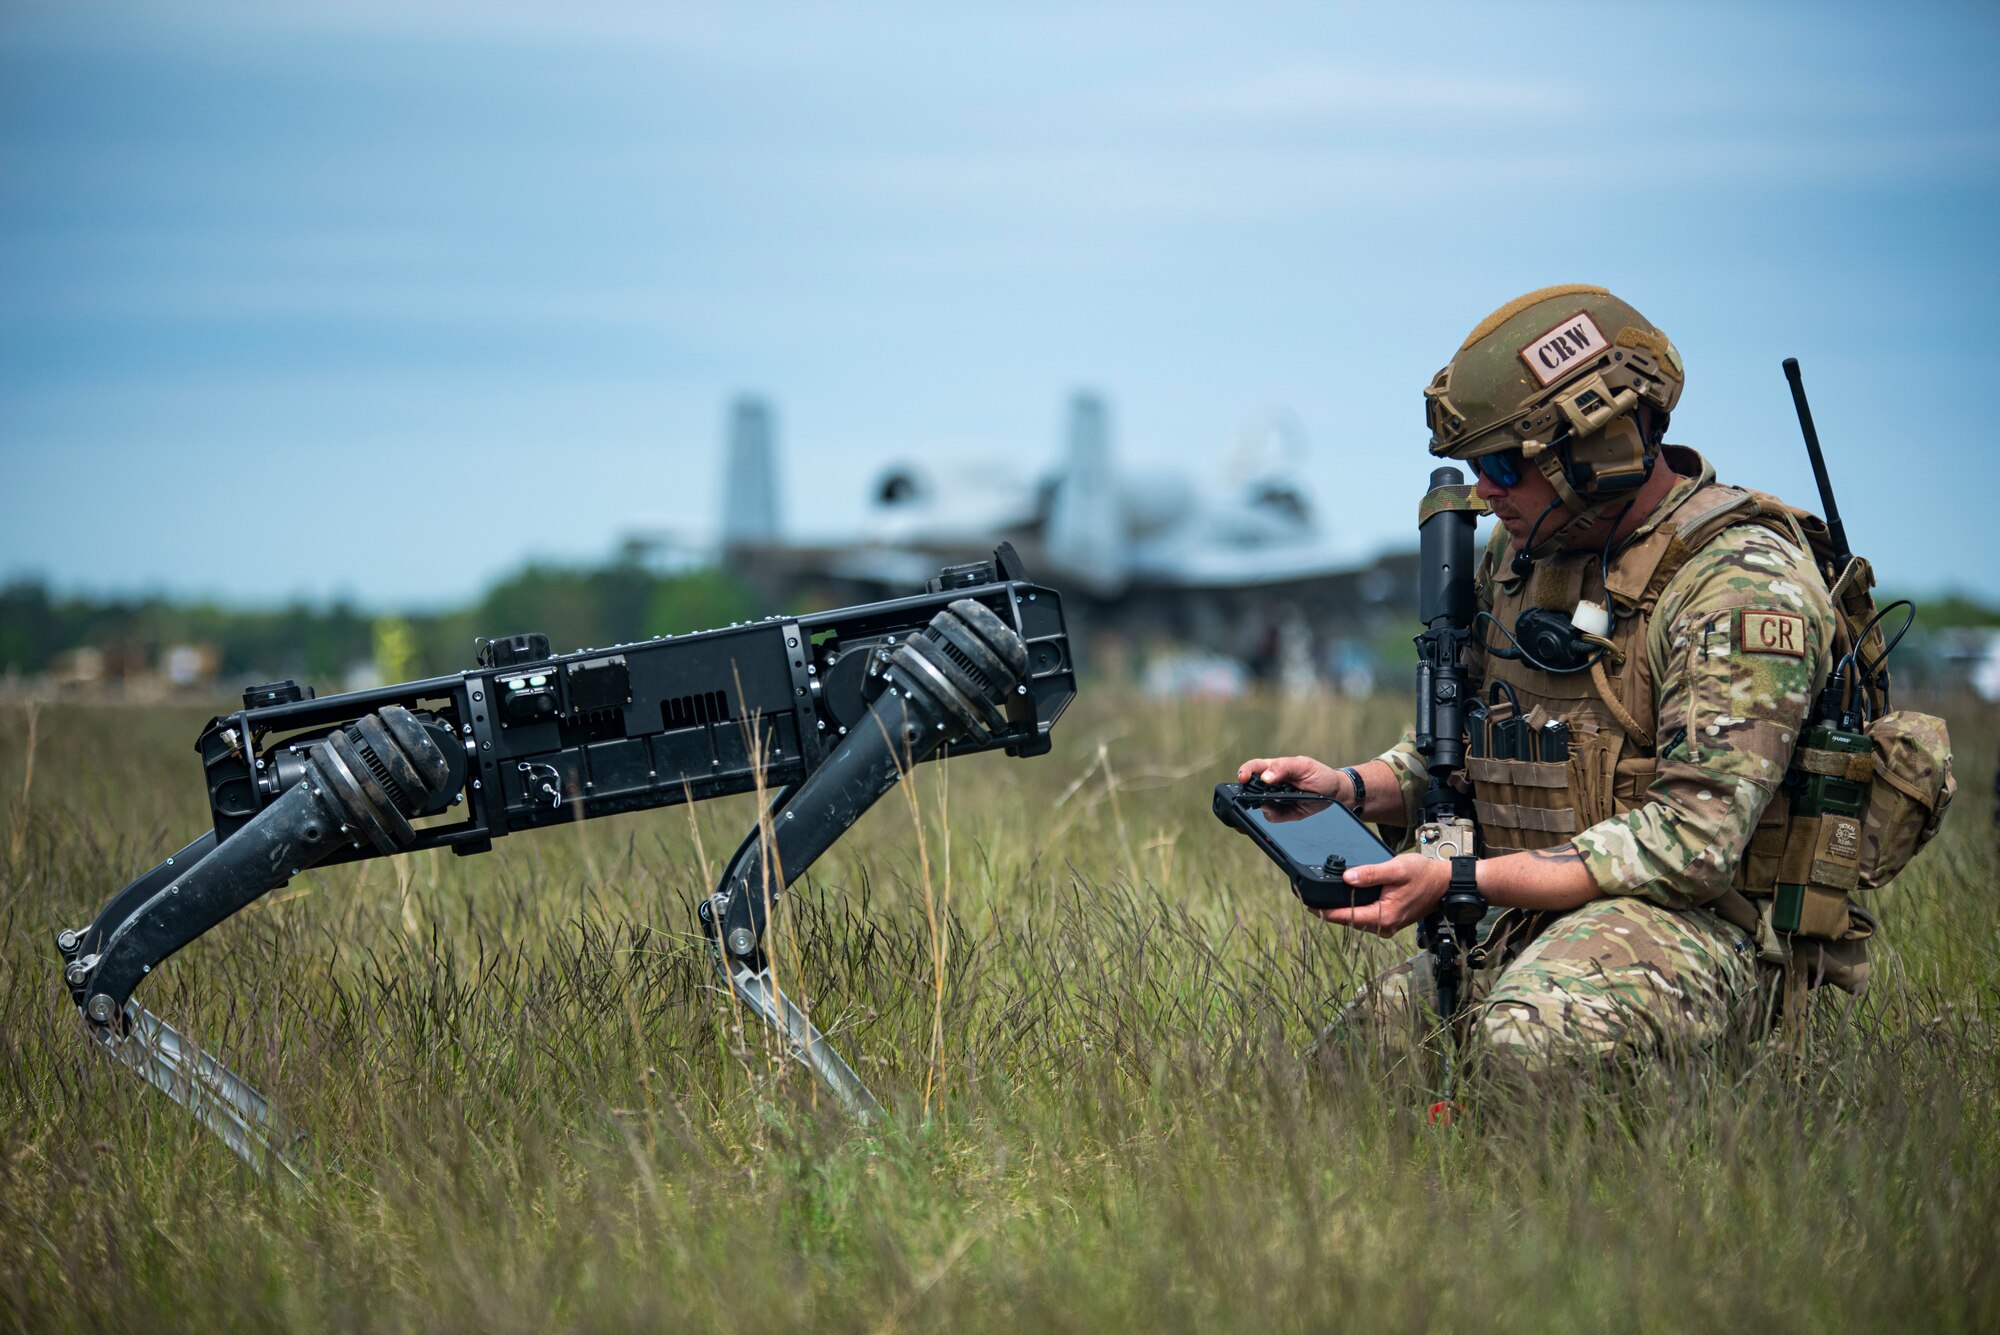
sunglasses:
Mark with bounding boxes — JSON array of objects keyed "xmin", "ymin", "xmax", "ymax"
[{"xmin": 1466, "ymin": 447, "xmax": 1526, "ymax": 488}]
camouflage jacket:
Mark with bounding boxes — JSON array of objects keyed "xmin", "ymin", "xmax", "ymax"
[{"xmin": 1376, "ymin": 453, "xmax": 1836, "ymax": 911}]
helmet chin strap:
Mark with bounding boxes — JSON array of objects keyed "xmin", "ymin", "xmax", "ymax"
[
  {"xmin": 1510, "ymin": 428, "xmax": 1649, "ymax": 571},
  {"xmin": 1538, "ymin": 451, "xmax": 1624, "ymax": 548}
]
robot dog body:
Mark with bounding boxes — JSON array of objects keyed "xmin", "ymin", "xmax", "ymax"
[{"xmin": 54, "ymin": 547, "xmax": 1074, "ymax": 1175}]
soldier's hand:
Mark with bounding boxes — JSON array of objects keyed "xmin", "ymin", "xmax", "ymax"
[
  {"xmin": 1318, "ymin": 853, "xmax": 1450, "ymax": 938},
  {"xmin": 1236, "ymin": 755, "xmax": 1341, "ymax": 796}
]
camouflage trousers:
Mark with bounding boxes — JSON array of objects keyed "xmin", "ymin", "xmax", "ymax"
[{"xmin": 1331, "ymin": 896, "xmax": 1774, "ymax": 1074}]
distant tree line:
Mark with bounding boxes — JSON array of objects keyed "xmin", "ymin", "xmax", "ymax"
[
  {"xmin": 1895, "ymin": 591, "xmax": 2000, "ymax": 630},
  {"xmin": 4, "ymin": 561, "xmax": 1992, "ymax": 695},
  {"xmin": 0, "ymin": 558, "xmax": 759, "ymax": 686}
]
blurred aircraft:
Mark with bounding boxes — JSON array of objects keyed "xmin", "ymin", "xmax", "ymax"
[
  {"xmin": 679, "ymin": 391, "xmax": 1417, "ymax": 674},
  {"xmin": 842, "ymin": 393, "xmax": 1353, "ymax": 600}
]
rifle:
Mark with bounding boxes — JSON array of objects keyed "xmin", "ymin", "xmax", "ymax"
[
  {"xmin": 1412, "ymin": 469, "xmax": 1487, "ymax": 1041},
  {"xmin": 53, "ymin": 546, "xmax": 1074, "ymax": 1177}
]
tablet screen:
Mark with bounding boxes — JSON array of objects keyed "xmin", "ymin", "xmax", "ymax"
[{"xmin": 1238, "ymin": 796, "xmax": 1393, "ymax": 871}]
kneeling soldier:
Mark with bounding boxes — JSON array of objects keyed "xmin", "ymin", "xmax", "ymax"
[{"xmin": 1244, "ymin": 285, "xmax": 1862, "ymax": 1074}]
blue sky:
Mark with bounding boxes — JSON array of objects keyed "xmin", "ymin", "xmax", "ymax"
[{"xmin": 2, "ymin": 0, "xmax": 1995, "ymax": 607}]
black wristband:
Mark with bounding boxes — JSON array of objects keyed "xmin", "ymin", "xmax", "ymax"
[
  {"xmin": 1339, "ymin": 766, "xmax": 1367, "ymax": 813},
  {"xmin": 1449, "ymin": 854, "xmax": 1479, "ymax": 895}
]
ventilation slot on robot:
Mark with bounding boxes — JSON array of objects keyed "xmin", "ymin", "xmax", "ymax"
[{"xmin": 663, "ymin": 690, "xmax": 732, "ymax": 730}]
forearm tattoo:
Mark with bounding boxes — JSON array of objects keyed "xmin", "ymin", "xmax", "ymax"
[{"xmin": 1522, "ymin": 845, "xmax": 1586, "ymax": 867}]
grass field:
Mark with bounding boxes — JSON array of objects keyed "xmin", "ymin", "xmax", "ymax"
[{"xmin": 2, "ymin": 688, "xmax": 1996, "ymax": 1332}]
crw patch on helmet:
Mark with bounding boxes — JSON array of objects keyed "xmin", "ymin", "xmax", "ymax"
[
  {"xmin": 1736, "ymin": 609, "xmax": 1807, "ymax": 657},
  {"xmin": 1519, "ymin": 311, "xmax": 1609, "ymax": 387}
]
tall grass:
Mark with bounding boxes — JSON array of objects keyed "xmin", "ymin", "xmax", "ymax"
[{"xmin": 0, "ymin": 689, "xmax": 1995, "ymax": 1332}]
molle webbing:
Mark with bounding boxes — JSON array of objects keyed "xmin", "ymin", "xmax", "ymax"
[
  {"xmin": 1464, "ymin": 706, "xmax": 1578, "ymax": 852},
  {"xmin": 1473, "ymin": 800, "xmax": 1577, "ymax": 835},
  {"xmin": 1467, "ymin": 756, "xmax": 1569, "ymax": 789}
]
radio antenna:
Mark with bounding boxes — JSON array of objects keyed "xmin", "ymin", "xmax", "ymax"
[{"xmin": 1782, "ymin": 357, "xmax": 1851, "ymax": 567}]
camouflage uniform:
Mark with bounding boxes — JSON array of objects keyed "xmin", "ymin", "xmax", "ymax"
[
  {"xmin": 1331, "ymin": 898, "xmax": 1765, "ymax": 1070},
  {"xmin": 1349, "ymin": 450, "xmax": 1834, "ymax": 1072}
]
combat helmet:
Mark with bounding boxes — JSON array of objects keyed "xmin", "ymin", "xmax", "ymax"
[{"xmin": 1423, "ymin": 284, "xmax": 1684, "ymax": 557}]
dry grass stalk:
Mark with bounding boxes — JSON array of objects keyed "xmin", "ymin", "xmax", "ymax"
[{"xmin": 8, "ymin": 699, "xmax": 38, "ymax": 865}]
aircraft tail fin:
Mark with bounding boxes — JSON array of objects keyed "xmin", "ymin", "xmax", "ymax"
[
  {"xmin": 1045, "ymin": 391, "xmax": 1127, "ymax": 596},
  {"xmin": 721, "ymin": 396, "xmax": 781, "ymax": 549}
]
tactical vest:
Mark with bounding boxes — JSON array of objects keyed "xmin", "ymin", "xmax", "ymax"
[
  {"xmin": 1459, "ymin": 448, "xmax": 1954, "ymax": 995},
  {"xmin": 1467, "ymin": 460, "xmax": 1805, "ymax": 895}
]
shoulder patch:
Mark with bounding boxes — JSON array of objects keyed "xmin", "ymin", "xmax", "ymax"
[
  {"xmin": 1519, "ymin": 310, "xmax": 1610, "ymax": 387},
  {"xmin": 1736, "ymin": 609, "xmax": 1806, "ymax": 657}
]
